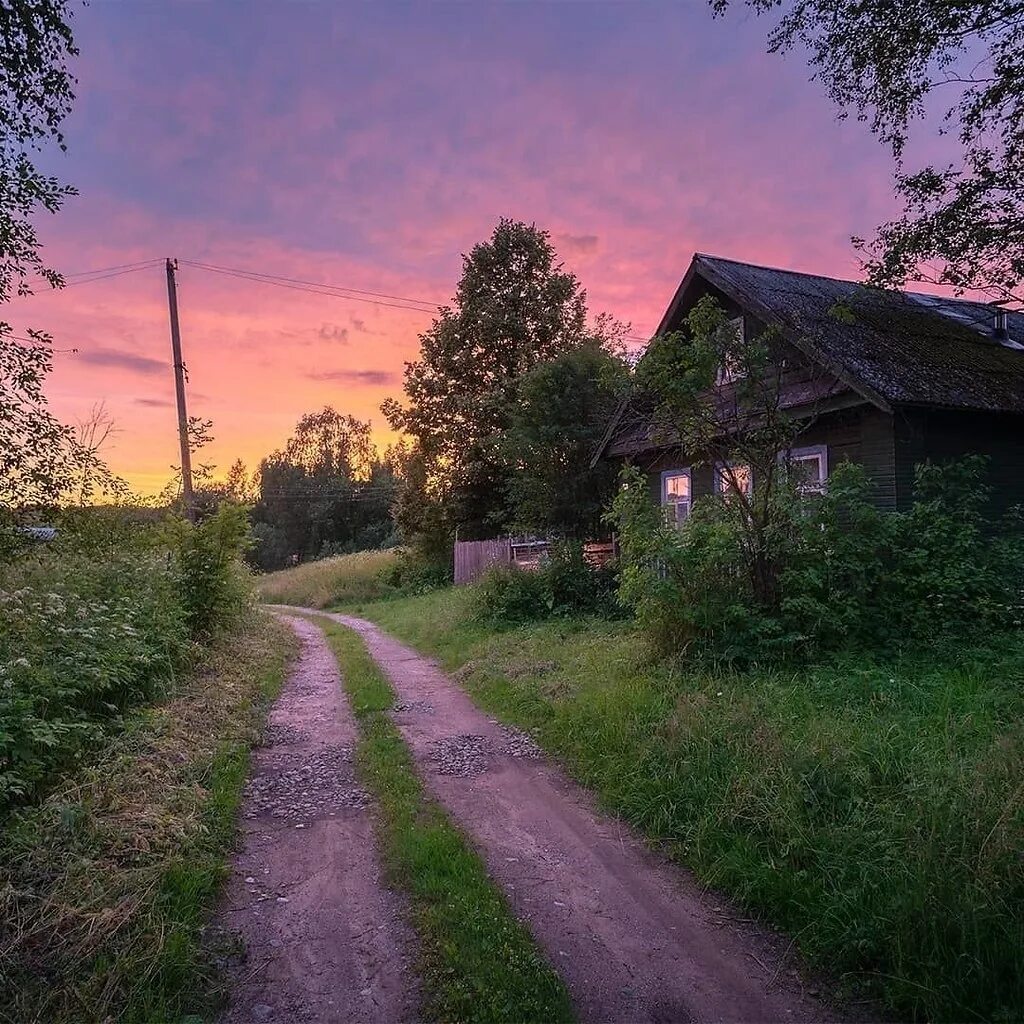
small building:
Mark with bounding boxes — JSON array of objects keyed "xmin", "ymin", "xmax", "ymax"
[{"xmin": 596, "ymin": 254, "xmax": 1024, "ymax": 516}]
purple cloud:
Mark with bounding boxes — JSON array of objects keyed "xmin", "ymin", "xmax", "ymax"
[
  {"xmin": 78, "ymin": 347, "xmax": 167, "ymax": 376},
  {"xmin": 306, "ymin": 368, "xmax": 397, "ymax": 386}
]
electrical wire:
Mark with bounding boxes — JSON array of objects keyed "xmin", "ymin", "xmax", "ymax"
[
  {"xmin": 177, "ymin": 260, "xmax": 442, "ymax": 316},
  {"xmin": 21, "ymin": 253, "xmax": 655, "ymax": 341},
  {"xmin": 179, "ymin": 259, "xmax": 439, "ymax": 310},
  {"xmin": 60, "ymin": 262, "xmax": 164, "ymax": 287},
  {"xmin": 61, "ymin": 258, "xmax": 163, "ymax": 278}
]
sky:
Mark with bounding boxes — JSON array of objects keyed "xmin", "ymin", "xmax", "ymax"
[{"xmin": 10, "ymin": 0, "xmax": 904, "ymax": 496}]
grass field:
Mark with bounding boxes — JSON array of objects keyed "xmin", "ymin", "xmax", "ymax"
[
  {"xmin": 256, "ymin": 549, "xmax": 399, "ymax": 608},
  {"xmin": 0, "ymin": 612, "xmax": 297, "ymax": 1024},
  {"xmin": 313, "ymin": 616, "xmax": 573, "ymax": 1023},
  {"xmin": 361, "ymin": 587, "xmax": 1024, "ymax": 1022}
]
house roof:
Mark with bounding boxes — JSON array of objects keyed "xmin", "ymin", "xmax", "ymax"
[
  {"xmin": 598, "ymin": 254, "xmax": 1024, "ymax": 462},
  {"xmin": 679, "ymin": 254, "xmax": 1024, "ymax": 413}
]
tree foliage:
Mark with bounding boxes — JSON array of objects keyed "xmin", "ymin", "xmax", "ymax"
[
  {"xmin": 383, "ymin": 219, "xmax": 595, "ymax": 539},
  {"xmin": 0, "ymin": 1, "xmax": 123, "ymax": 520},
  {"xmin": 714, "ymin": 1, "xmax": 1024, "ymax": 303},
  {"xmin": 500, "ymin": 342, "xmax": 628, "ymax": 537},
  {"xmin": 250, "ymin": 407, "xmax": 397, "ymax": 570},
  {"xmin": 635, "ymin": 296, "xmax": 813, "ymax": 605}
]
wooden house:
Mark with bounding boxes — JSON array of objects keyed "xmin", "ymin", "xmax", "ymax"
[{"xmin": 595, "ymin": 254, "xmax": 1024, "ymax": 516}]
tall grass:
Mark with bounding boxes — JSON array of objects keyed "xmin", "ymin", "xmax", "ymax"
[
  {"xmin": 0, "ymin": 613, "xmax": 296, "ymax": 1024},
  {"xmin": 363, "ymin": 588, "xmax": 1024, "ymax": 1022},
  {"xmin": 0, "ymin": 506, "xmax": 253, "ymax": 811},
  {"xmin": 257, "ymin": 549, "xmax": 399, "ymax": 608}
]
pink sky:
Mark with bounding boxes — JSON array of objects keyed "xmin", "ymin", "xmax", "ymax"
[{"xmin": 9, "ymin": 2, "xmax": 902, "ymax": 495}]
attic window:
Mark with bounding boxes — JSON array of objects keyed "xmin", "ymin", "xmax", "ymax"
[{"xmin": 716, "ymin": 316, "xmax": 745, "ymax": 385}]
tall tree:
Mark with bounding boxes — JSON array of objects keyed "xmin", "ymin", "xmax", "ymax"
[
  {"xmin": 714, "ymin": 1, "xmax": 1024, "ymax": 303},
  {"xmin": 383, "ymin": 218, "xmax": 591, "ymax": 539}
]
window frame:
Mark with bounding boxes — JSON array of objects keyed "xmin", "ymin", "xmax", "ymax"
[
  {"xmin": 782, "ymin": 444, "xmax": 829, "ymax": 494},
  {"xmin": 660, "ymin": 468, "xmax": 692, "ymax": 526}
]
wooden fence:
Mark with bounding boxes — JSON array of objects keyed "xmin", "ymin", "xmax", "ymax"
[
  {"xmin": 453, "ymin": 536, "xmax": 618, "ymax": 585},
  {"xmin": 454, "ymin": 537, "xmax": 512, "ymax": 585}
]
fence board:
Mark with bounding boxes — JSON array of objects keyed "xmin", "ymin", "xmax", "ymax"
[{"xmin": 454, "ymin": 537, "xmax": 512, "ymax": 585}]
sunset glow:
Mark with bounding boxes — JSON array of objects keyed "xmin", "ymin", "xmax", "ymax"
[{"xmin": 10, "ymin": 2, "xmax": 900, "ymax": 494}]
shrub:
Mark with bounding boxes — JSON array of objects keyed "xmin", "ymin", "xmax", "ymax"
[
  {"xmin": 0, "ymin": 504, "xmax": 255, "ymax": 811},
  {"xmin": 475, "ymin": 543, "xmax": 620, "ymax": 624},
  {"xmin": 611, "ymin": 457, "xmax": 1024, "ymax": 663},
  {"xmin": 163, "ymin": 502, "xmax": 253, "ymax": 636},
  {"xmin": 0, "ymin": 548, "xmax": 189, "ymax": 809},
  {"xmin": 475, "ymin": 565, "xmax": 549, "ymax": 623},
  {"xmin": 378, "ymin": 550, "xmax": 452, "ymax": 595}
]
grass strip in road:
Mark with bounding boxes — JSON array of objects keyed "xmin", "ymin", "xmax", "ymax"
[
  {"xmin": 0, "ymin": 612, "xmax": 297, "ymax": 1024},
  {"xmin": 313, "ymin": 616, "xmax": 574, "ymax": 1024}
]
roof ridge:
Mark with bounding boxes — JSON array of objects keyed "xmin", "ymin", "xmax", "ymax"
[
  {"xmin": 695, "ymin": 252, "xmax": 1018, "ymax": 317},
  {"xmin": 693, "ymin": 252, "xmax": 869, "ymax": 289}
]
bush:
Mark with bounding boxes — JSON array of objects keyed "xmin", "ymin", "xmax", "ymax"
[
  {"xmin": 378, "ymin": 550, "xmax": 453, "ymax": 596},
  {"xmin": 163, "ymin": 502, "xmax": 253, "ymax": 636},
  {"xmin": 475, "ymin": 543, "xmax": 620, "ymax": 624},
  {"xmin": 0, "ymin": 503, "xmax": 255, "ymax": 811},
  {"xmin": 611, "ymin": 457, "xmax": 1024, "ymax": 663}
]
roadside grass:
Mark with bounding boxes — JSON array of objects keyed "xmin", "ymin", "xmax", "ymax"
[
  {"xmin": 312, "ymin": 616, "xmax": 574, "ymax": 1024},
  {"xmin": 0, "ymin": 612, "xmax": 297, "ymax": 1024},
  {"xmin": 256, "ymin": 549, "xmax": 399, "ymax": 608},
  {"xmin": 361, "ymin": 588, "xmax": 1024, "ymax": 1022}
]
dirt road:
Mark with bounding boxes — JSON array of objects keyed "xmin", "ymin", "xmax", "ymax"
[
  {"xmin": 293, "ymin": 608, "xmax": 840, "ymax": 1024},
  {"xmin": 215, "ymin": 614, "xmax": 417, "ymax": 1024}
]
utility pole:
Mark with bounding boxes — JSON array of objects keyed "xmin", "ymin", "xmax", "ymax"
[{"xmin": 165, "ymin": 258, "xmax": 195, "ymax": 520}]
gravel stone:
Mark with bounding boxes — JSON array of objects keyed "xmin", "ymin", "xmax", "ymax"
[
  {"xmin": 502, "ymin": 725, "xmax": 543, "ymax": 759},
  {"xmin": 243, "ymin": 746, "xmax": 369, "ymax": 822},
  {"xmin": 391, "ymin": 699, "xmax": 434, "ymax": 714},
  {"xmin": 263, "ymin": 722, "xmax": 309, "ymax": 747},
  {"xmin": 430, "ymin": 734, "xmax": 490, "ymax": 776}
]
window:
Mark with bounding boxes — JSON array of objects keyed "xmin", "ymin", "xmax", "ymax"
[
  {"xmin": 661, "ymin": 469, "xmax": 691, "ymax": 526},
  {"xmin": 714, "ymin": 462, "xmax": 752, "ymax": 498},
  {"xmin": 785, "ymin": 445, "xmax": 828, "ymax": 494},
  {"xmin": 716, "ymin": 316, "xmax": 745, "ymax": 385}
]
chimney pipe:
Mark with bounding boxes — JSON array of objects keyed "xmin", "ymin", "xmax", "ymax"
[{"xmin": 994, "ymin": 308, "xmax": 1009, "ymax": 340}]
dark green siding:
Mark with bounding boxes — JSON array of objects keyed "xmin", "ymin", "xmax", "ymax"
[{"xmin": 895, "ymin": 409, "xmax": 1024, "ymax": 515}]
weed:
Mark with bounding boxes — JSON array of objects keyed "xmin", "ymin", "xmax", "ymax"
[{"xmin": 0, "ymin": 612, "xmax": 296, "ymax": 1024}]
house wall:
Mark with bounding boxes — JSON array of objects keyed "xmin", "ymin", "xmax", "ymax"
[
  {"xmin": 895, "ymin": 409, "xmax": 1024, "ymax": 515},
  {"xmin": 638, "ymin": 403, "xmax": 899, "ymax": 509}
]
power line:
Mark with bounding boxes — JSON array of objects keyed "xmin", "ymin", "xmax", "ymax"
[
  {"xmin": 21, "ymin": 253, "xmax": 655, "ymax": 341},
  {"xmin": 177, "ymin": 260, "xmax": 442, "ymax": 315},
  {"xmin": 179, "ymin": 258, "xmax": 439, "ymax": 310},
  {"xmin": 61, "ymin": 258, "xmax": 163, "ymax": 278},
  {"xmin": 61, "ymin": 262, "xmax": 164, "ymax": 287},
  {"xmin": 177, "ymin": 258, "xmax": 654, "ymax": 341}
]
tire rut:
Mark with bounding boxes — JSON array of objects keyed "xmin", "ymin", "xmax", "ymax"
[
  {"xmin": 214, "ymin": 614, "xmax": 418, "ymax": 1024},
  {"xmin": 297, "ymin": 607, "xmax": 850, "ymax": 1024}
]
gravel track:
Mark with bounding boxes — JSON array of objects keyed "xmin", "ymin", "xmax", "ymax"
[
  {"xmin": 215, "ymin": 614, "xmax": 417, "ymax": 1024},
  {"xmin": 298, "ymin": 607, "xmax": 847, "ymax": 1024}
]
